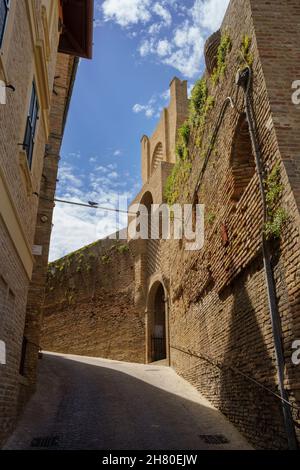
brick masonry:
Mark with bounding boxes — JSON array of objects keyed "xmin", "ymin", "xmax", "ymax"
[
  {"xmin": 40, "ymin": 0, "xmax": 300, "ymax": 450},
  {"xmin": 158, "ymin": 0, "xmax": 300, "ymax": 449},
  {"xmin": 19, "ymin": 53, "xmax": 79, "ymax": 408},
  {"xmin": 0, "ymin": 1, "xmax": 61, "ymax": 445},
  {"xmin": 41, "ymin": 238, "xmax": 145, "ymax": 363}
]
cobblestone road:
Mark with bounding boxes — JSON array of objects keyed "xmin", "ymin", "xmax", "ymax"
[{"xmin": 4, "ymin": 352, "xmax": 252, "ymax": 450}]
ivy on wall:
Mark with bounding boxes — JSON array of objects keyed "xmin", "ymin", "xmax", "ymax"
[
  {"xmin": 239, "ymin": 34, "xmax": 254, "ymax": 66},
  {"xmin": 47, "ymin": 242, "xmax": 130, "ymax": 282},
  {"xmin": 164, "ymin": 78, "xmax": 215, "ymax": 205},
  {"xmin": 164, "ymin": 32, "xmax": 235, "ymax": 207},
  {"xmin": 211, "ymin": 32, "xmax": 232, "ymax": 86}
]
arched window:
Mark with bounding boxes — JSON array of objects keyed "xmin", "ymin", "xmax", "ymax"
[
  {"xmin": 230, "ymin": 114, "xmax": 255, "ymax": 202},
  {"xmin": 151, "ymin": 142, "xmax": 163, "ymax": 174}
]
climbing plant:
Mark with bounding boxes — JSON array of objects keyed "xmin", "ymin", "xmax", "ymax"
[
  {"xmin": 264, "ymin": 163, "xmax": 289, "ymax": 239},
  {"xmin": 116, "ymin": 244, "xmax": 130, "ymax": 254},
  {"xmin": 239, "ymin": 34, "xmax": 254, "ymax": 66},
  {"xmin": 211, "ymin": 32, "xmax": 232, "ymax": 86},
  {"xmin": 206, "ymin": 212, "xmax": 216, "ymax": 225},
  {"xmin": 164, "ymin": 78, "xmax": 215, "ymax": 206}
]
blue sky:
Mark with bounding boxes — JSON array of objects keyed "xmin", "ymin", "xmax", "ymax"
[{"xmin": 49, "ymin": 0, "xmax": 229, "ymax": 261}]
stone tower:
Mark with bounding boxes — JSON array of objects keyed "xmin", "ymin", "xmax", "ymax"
[{"xmin": 140, "ymin": 77, "xmax": 188, "ymax": 186}]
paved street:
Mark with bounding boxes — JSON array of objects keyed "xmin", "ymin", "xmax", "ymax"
[{"xmin": 4, "ymin": 352, "xmax": 252, "ymax": 450}]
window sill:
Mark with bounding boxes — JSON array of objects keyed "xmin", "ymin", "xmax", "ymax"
[{"xmin": 19, "ymin": 150, "xmax": 33, "ymax": 197}]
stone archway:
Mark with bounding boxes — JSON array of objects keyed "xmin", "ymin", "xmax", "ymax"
[{"xmin": 146, "ymin": 277, "xmax": 169, "ymax": 364}]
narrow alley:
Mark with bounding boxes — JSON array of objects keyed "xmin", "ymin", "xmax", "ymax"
[{"xmin": 4, "ymin": 353, "xmax": 251, "ymax": 450}]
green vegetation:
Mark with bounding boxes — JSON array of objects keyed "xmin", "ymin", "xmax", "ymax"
[
  {"xmin": 176, "ymin": 121, "xmax": 191, "ymax": 160},
  {"xmin": 265, "ymin": 164, "xmax": 283, "ymax": 207},
  {"xmin": 239, "ymin": 34, "xmax": 253, "ymax": 66},
  {"xmin": 264, "ymin": 163, "xmax": 288, "ymax": 239},
  {"xmin": 163, "ymin": 33, "xmax": 234, "ymax": 206},
  {"xmin": 211, "ymin": 32, "xmax": 232, "ymax": 86},
  {"xmin": 164, "ymin": 78, "xmax": 215, "ymax": 206},
  {"xmin": 190, "ymin": 79, "xmax": 214, "ymax": 129},
  {"xmin": 116, "ymin": 244, "xmax": 130, "ymax": 254},
  {"xmin": 206, "ymin": 212, "xmax": 216, "ymax": 225},
  {"xmin": 165, "ymin": 159, "xmax": 192, "ymax": 206},
  {"xmin": 265, "ymin": 208, "xmax": 289, "ymax": 240},
  {"xmin": 101, "ymin": 255, "xmax": 110, "ymax": 264}
]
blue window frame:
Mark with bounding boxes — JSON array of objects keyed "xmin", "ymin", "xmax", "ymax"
[
  {"xmin": 0, "ymin": 0, "xmax": 9, "ymax": 48},
  {"xmin": 23, "ymin": 82, "xmax": 39, "ymax": 168}
]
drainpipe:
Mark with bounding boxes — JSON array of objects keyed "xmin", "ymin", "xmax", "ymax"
[{"xmin": 236, "ymin": 67, "xmax": 298, "ymax": 450}]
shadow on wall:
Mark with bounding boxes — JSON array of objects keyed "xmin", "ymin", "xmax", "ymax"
[
  {"xmin": 3, "ymin": 353, "xmax": 251, "ymax": 450},
  {"xmin": 219, "ymin": 258, "xmax": 287, "ymax": 449}
]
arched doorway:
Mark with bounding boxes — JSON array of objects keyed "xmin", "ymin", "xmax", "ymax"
[{"xmin": 146, "ymin": 280, "xmax": 169, "ymax": 363}]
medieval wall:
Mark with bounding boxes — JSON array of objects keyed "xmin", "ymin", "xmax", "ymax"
[
  {"xmin": 37, "ymin": 0, "xmax": 300, "ymax": 451},
  {"xmin": 41, "ymin": 238, "xmax": 145, "ymax": 363},
  {"xmin": 141, "ymin": 78, "xmax": 188, "ymax": 183},
  {"xmin": 157, "ymin": 0, "xmax": 300, "ymax": 450}
]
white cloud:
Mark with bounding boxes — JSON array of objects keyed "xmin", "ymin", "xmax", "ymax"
[
  {"xmin": 148, "ymin": 23, "xmax": 162, "ymax": 35},
  {"xmin": 108, "ymin": 171, "xmax": 118, "ymax": 179},
  {"xmin": 49, "ymin": 162, "xmax": 134, "ymax": 261},
  {"xmin": 139, "ymin": 38, "xmax": 154, "ymax": 57},
  {"xmin": 100, "ymin": 0, "xmax": 230, "ymax": 79},
  {"xmin": 132, "ymin": 102, "xmax": 155, "ymax": 118},
  {"xmin": 193, "ymin": 0, "xmax": 230, "ymax": 32},
  {"xmin": 187, "ymin": 82, "xmax": 195, "ymax": 97},
  {"xmin": 102, "ymin": 0, "xmax": 152, "ymax": 27},
  {"xmin": 132, "ymin": 86, "xmax": 172, "ymax": 119},
  {"xmin": 139, "ymin": 0, "xmax": 229, "ymax": 78},
  {"xmin": 59, "ymin": 163, "xmax": 83, "ymax": 188},
  {"xmin": 160, "ymin": 88, "xmax": 170, "ymax": 101},
  {"xmin": 153, "ymin": 3, "xmax": 172, "ymax": 26},
  {"xmin": 156, "ymin": 39, "xmax": 172, "ymax": 57},
  {"xmin": 163, "ymin": 22, "xmax": 205, "ymax": 77},
  {"xmin": 113, "ymin": 149, "xmax": 122, "ymax": 156}
]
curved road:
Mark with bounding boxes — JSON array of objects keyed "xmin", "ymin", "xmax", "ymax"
[{"xmin": 4, "ymin": 352, "xmax": 252, "ymax": 450}]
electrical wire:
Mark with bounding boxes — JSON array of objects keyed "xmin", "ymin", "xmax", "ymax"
[
  {"xmin": 38, "ymin": 196, "xmax": 185, "ymax": 222},
  {"xmin": 39, "ymin": 195, "xmax": 136, "ymax": 216}
]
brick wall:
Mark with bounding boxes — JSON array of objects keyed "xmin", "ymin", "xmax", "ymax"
[
  {"xmin": 0, "ymin": 217, "xmax": 29, "ymax": 444},
  {"xmin": 141, "ymin": 78, "xmax": 188, "ymax": 183},
  {"xmin": 41, "ymin": 238, "xmax": 145, "ymax": 363},
  {"xmin": 158, "ymin": 0, "xmax": 300, "ymax": 449},
  {"xmin": 37, "ymin": 0, "xmax": 300, "ymax": 450},
  {"xmin": 0, "ymin": 1, "xmax": 60, "ymax": 445},
  {"xmin": 19, "ymin": 53, "xmax": 78, "ymax": 410}
]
